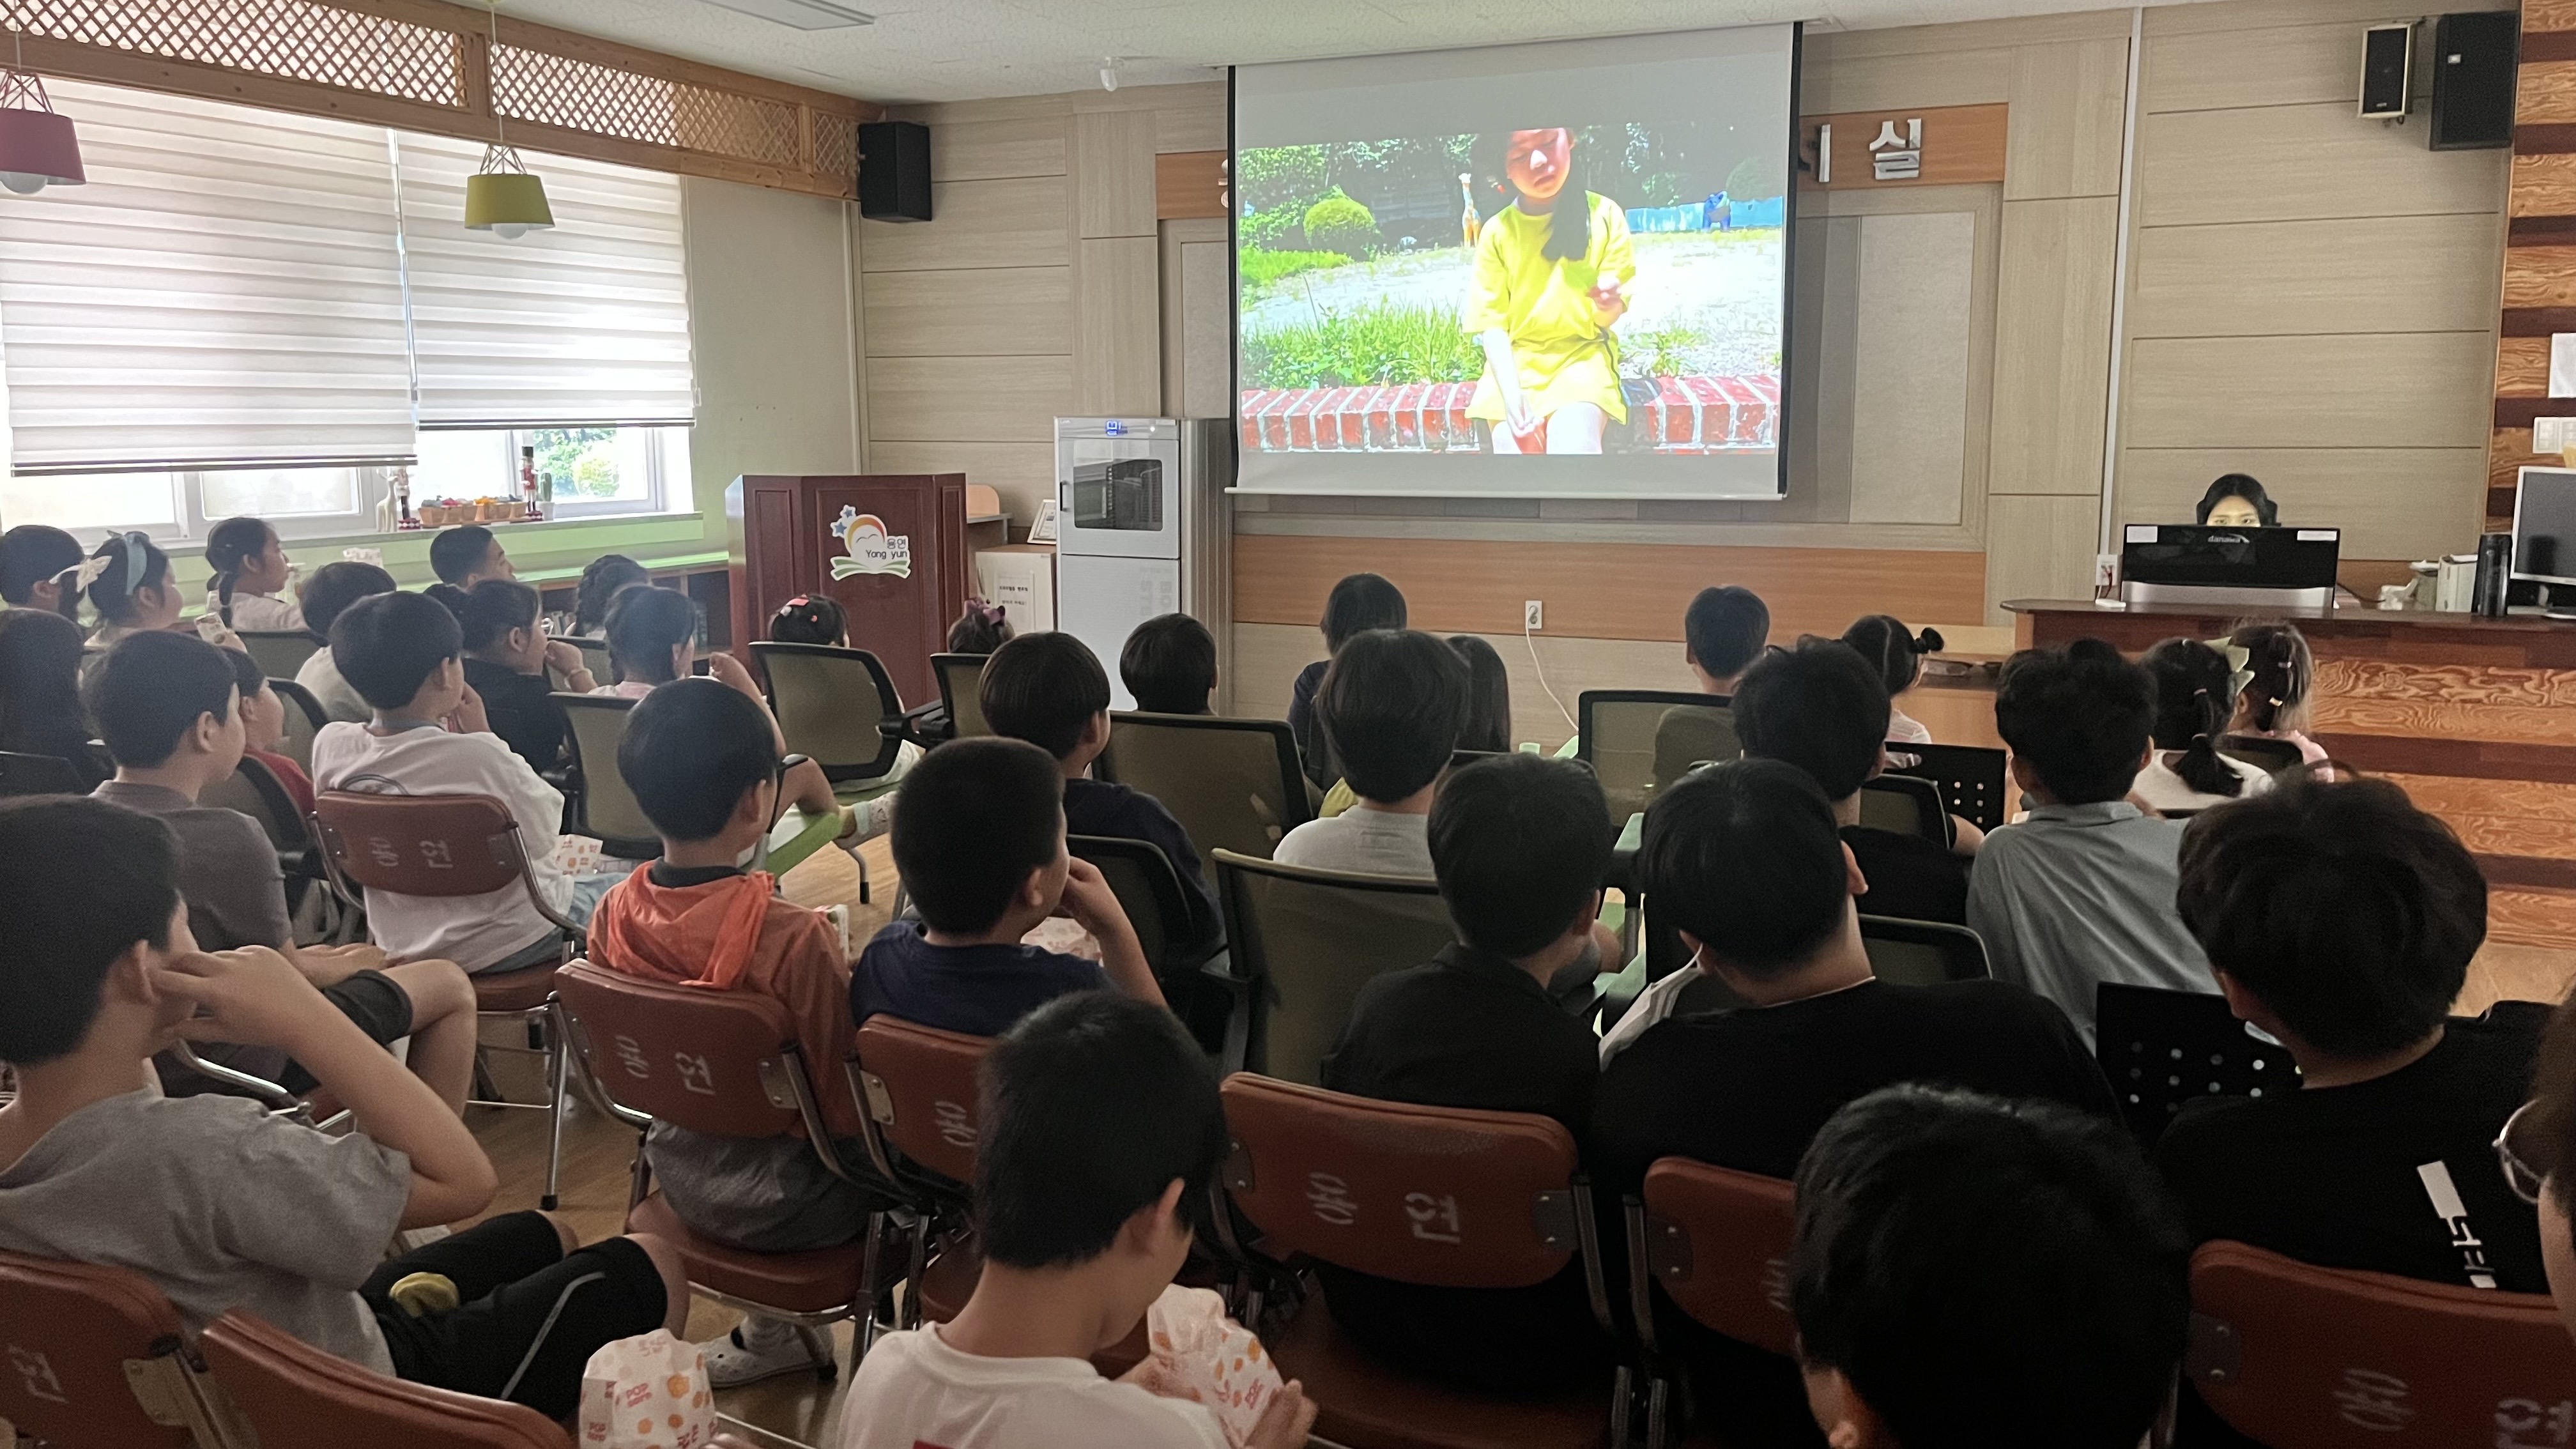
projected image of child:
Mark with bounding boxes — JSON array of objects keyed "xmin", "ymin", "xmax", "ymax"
[{"xmin": 1466, "ymin": 127, "xmax": 1637, "ymax": 456}]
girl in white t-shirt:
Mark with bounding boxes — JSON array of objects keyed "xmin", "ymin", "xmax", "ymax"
[{"xmin": 2137, "ymin": 636, "xmax": 2274, "ymax": 813}]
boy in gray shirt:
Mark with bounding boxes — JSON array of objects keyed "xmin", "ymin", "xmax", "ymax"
[
  {"xmin": 0, "ymin": 795, "xmax": 686, "ymax": 1420},
  {"xmin": 84, "ymin": 629, "xmax": 478, "ymax": 1112},
  {"xmin": 1969, "ymin": 639, "xmax": 2218, "ymax": 1043}
]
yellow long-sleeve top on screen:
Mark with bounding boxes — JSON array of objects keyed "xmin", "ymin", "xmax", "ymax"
[{"xmin": 1462, "ymin": 191, "xmax": 1637, "ymax": 427}]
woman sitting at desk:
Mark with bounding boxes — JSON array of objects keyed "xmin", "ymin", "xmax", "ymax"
[{"xmin": 2196, "ymin": 473, "xmax": 2280, "ymax": 528}]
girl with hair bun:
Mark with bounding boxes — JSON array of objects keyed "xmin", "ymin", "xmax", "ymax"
[
  {"xmin": 769, "ymin": 594, "xmax": 848, "ymax": 648},
  {"xmin": 2135, "ymin": 637, "xmax": 2274, "ymax": 813},
  {"xmin": 1841, "ymin": 613, "xmax": 1944, "ymax": 746},
  {"xmin": 2227, "ymin": 620, "xmax": 2328, "ymax": 765}
]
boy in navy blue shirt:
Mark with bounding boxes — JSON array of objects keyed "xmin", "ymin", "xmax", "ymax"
[
  {"xmin": 852, "ymin": 737, "xmax": 1164, "ymax": 1034},
  {"xmin": 979, "ymin": 631, "xmax": 1222, "ymax": 960}
]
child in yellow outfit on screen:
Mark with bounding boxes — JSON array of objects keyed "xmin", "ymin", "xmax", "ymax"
[{"xmin": 1465, "ymin": 126, "xmax": 1637, "ymax": 456}]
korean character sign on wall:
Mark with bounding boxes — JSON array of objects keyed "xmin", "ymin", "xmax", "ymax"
[{"xmin": 1869, "ymin": 118, "xmax": 1923, "ymax": 181}]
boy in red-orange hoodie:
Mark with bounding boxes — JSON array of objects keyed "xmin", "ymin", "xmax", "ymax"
[{"xmin": 587, "ymin": 677, "xmax": 896, "ymax": 1386}]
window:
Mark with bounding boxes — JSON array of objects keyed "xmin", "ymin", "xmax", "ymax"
[
  {"xmin": 411, "ymin": 426, "xmax": 689, "ymax": 522},
  {"xmin": 0, "ymin": 80, "xmax": 696, "ymax": 544}
]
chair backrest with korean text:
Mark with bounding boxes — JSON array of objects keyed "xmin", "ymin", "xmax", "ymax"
[
  {"xmin": 1634, "ymin": 1158, "xmax": 1798, "ymax": 1358},
  {"xmin": 852, "ymin": 1016, "xmax": 993, "ymax": 1192},
  {"xmin": 553, "ymin": 960, "xmax": 819, "ymax": 1141},
  {"xmin": 0, "ymin": 1251, "xmax": 220, "ymax": 1449},
  {"xmin": 1217, "ymin": 1074, "xmax": 1593, "ymax": 1291},
  {"xmin": 2187, "ymin": 1240, "xmax": 2576, "ymax": 1449}
]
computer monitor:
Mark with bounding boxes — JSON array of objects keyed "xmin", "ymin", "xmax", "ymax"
[
  {"xmin": 2118, "ymin": 525, "xmax": 2340, "ymax": 610},
  {"xmin": 2512, "ymin": 467, "xmax": 2576, "ymax": 587}
]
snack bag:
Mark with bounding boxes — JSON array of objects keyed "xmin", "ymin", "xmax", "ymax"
[
  {"xmin": 578, "ymin": 1330, "xmax": 714, "ymax": 1449},
  {"xmin": 1134, "ymin": 1284, "xmax": 1284, "ymax": 1448}
]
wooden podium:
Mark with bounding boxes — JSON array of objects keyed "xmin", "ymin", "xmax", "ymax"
[{"xmin": 729, "ymin": 473, "xmax": 969, "ymax": 706}]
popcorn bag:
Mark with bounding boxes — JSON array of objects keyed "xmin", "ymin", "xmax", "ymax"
[
  {"xmin": 579, "ymin": 1330, "xmax": 715, "ymax": 1449},
  {"xmin": 1134, "ymin": 1284, "xmax": 1285, "ymax": 1448}
]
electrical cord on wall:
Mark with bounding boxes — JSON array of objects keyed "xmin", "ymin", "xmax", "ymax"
[{"xmin": 1525, "ymin": 615, "xmax": 1577, "ymax": 734}]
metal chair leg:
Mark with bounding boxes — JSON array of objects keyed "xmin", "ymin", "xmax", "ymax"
[
  {"xmin": 1644, "ymin": 1376, "xmax": 1669, "ymax": 1449},
  {"xmin": 901, "ymin": 1217, "xmax": 930, "ymax": 1331},
  {"xmin": 1610, "ymin": 1365, "xmax": 1635, "ymax": 1449},
  {"xmin": 540, "ymin": 1012, "xmax": 567, "ymax": 1211}
]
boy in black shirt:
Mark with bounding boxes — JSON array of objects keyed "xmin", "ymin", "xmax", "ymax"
[
  {"xmin": 2157, "ymin": 772, "xmax": 2541, "ymax": 1290},
  {"xmin": 979, "ymin": 631, "xmax": 1222, "ymax": 961},
  {"xmin": 1731, "ymin": 639, "xmax": 1970, "ymax": 925},
  {"xmin": 1317, "ymin": 754, "xmax": 1616, "ymax": 1393},
  {"xmin": 1591, "ymin": 758, "xmax": 2110, "ymax": 1445}
]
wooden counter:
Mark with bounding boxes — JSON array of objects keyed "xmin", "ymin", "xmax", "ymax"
[{"xmin": 2007, "ymin": 598, "xmax": 2576, "ymax": 951}]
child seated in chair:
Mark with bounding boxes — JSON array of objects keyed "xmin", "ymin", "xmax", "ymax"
[
  {"xmin": 221, "ymin": 647, "xmax": 316, "ymax": 817},
  {"xmin": 596, "ymin": 586, "xmax": 872, "ymax": 838},
  {"xmin": 1791, "ymin": 1085, "xmax": 2188, "ymax": 1449},
  {"xmin": 291, "ymin": 562, "xmax": 397, "ymax": 724},
  {"xmin": 851, "ymin": 737, "xmax": 1162, "ymax": 1035},
  {"xmin": 588, "ymin": 678, "xmax": 902, "ymax": 1388},
  {"xmin": 1272, "ymin": 629, "xmax": 1467, "ymax": 877},
  {"xmin": 310, "ymin": 590, "xmax": 617, "ymax": 975},
  {"xmin": 0, "ymin": 795, "xmax": 692, "ymax": 1423},
  {"xmin": 1119, "ymin": 612, "xmax": 1218, "ymax": 716},
  {"xmin": 981, "ymin": 631, "xmax": 1220, "ymax": 957},
  {"xmin": 1315, "ymin": 753, "xmax": 1616, "ymax": 1394},
  {"xmin": 89, "ymin": 630, "xmax": 478, "ymax": 1114},
  {"xmin": 1968, "ymin": 640, "xmax": 2217, "ymax": 1045},
  {"xmin": 839, "ymin": 992, "xmax": 1314, "ymax": 1449}
]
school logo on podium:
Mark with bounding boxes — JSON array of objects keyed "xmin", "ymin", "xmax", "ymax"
[{"xmin": 829, "ymin": 506, "xmax": 911, "ymax": 579}]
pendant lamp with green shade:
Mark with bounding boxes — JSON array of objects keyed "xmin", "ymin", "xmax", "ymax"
[{"xmin": 464, "ymin": 3, "xmax": 551, "ymax": 239}]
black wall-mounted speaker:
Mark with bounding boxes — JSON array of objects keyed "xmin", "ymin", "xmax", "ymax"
[
  {"xmin": 858, "ymin": 120, "xmax": 932, "ymax": 222},
  {"xmin": 2430, "ymin": 12, "xmax": 2517, "ymax": 151},
  {"xmin": 2359, "ymin": 22, "xmax": 2412, "ymax": 118}
]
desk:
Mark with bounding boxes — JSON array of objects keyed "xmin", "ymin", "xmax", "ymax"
[{"xmin": 2006, "ymin": 598, "xmax": 2576, "ymax": 950}]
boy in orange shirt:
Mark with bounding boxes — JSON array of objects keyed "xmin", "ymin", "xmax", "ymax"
[{"xmin": 586, "ymin": 677, "xmax": 895, "ymax": 1386}]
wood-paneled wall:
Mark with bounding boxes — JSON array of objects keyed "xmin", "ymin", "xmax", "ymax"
[
  {"xmin": 857, "ymin": 84, "xmax": 1225, "ymax": 523},
  {"xmin": 2490, "ymin": 0, "xmax": 2576, "ymax": 526},
  {"xmin": 2116, "ymin": 0, "xmax": 2508, "ymax": 562}
]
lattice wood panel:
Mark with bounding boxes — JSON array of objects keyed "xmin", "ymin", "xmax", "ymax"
[
  {"xmin": 812, "ymin": 112, "xmax": 857, "ymax": 181},
  {"xmin": 494, "ymin": 43, "xmax": 799, "ymax": 168},
  {"xmin": 8, "ymin": 0, "xmax": 875, "ymax": 200},
  {"xmin": 12, "ymin": 0, "xmax": 464, "ymax": 105}
]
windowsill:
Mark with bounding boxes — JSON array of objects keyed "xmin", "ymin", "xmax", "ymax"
[{"xmin": 158, "ymin": 510, "xmax": 705, "ymax": 560}]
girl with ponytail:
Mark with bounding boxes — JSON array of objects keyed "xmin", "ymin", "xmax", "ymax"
[
  {"xmin": 1841, "ymin": 613, "xmax": 1944, "ymax": 745},
  {"xmin": 2227, "ymin": 621, "xmax": 2328, "ymax": 765},
  {"xmin": 2135, "ymin": 637, "xmax": 2273, "ymax": 812},
  {"xmin": 202, "ymin": 516, "xmax": 302, "ymax": 631}
]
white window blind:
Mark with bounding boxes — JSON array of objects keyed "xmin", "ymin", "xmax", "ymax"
[
  {"xmin": 0, "ymin": 80, "xmax": 415, "ymax": 474},
  {"xmin": 394, "ymin": 134, "xmax": 694, "ymax": 429}
]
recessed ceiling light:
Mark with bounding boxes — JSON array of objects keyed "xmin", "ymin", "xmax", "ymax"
[{"xmin": 698, "ymin": 0, "xmax": 875, "ymax": 31}]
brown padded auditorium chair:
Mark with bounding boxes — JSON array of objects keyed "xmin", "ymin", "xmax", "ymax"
[
  {"xmin": 2186, "ymin": 1239, "xmax": 2576, "ymax": 1448},
  {"xmin": 0, "ymin": 1250, "xmax": 231, "ymax": 1449},
  {"xmin": 202, "ymin": 1310, "xmax": 770, "ymax": 1449},
  {"xmin": 201, "ymin": 1308, "xmax": 572, "ymax": 1449},
  {"xmin": 1625, "ymin": 1160, "xmax": 1798, "ymax": 1449},
  {"xmin": 1215, "ymin": 1073, "xmax": 1627, "ymax": 1449},
  {"xmin": 850, "ymin": 1016, "xmax": 1153, "ymax": 1375},
  {"xmin": 555, "ymin": 959, "xmax": 890, "ymax": 1380},
  {"xmin": 311, "ymin": 790, "xmax": 581, "ymax": 1207}
]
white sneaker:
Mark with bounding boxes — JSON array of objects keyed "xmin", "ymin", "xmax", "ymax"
[{"xmin": 702, "ymin": 1317, "xmax": 828, "ymax": 1388}]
